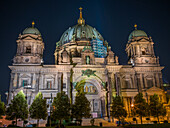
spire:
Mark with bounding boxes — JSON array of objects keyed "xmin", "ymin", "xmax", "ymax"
[
  {"xmin": 78, "ymin": 7, "xmax": 85, "ymax": 25},
  {"xmin": 32, "ymin": 21, "xmax": 35, "ymax": 28},
  {"xmin": 134, "ymin": 24, "xmax": 137, "ymax": 30}
]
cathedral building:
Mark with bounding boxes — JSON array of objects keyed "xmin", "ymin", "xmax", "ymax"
[{"xmin": 7, "ymin": 8, "xmax": 167, "ymax": 118}]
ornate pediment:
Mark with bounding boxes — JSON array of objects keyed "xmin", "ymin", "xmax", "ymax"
[
  {"xmin": 20, "ymin": 73, "xmax": 31, "ymax": 78},
  {"xmin": 137, "ymin": 38, "xmax": 150, "ymax": 42},
  {"xmin": 20, "ymin": 35, "xmax": 41, "ymax": 41},
  {"xmin": 146, "ymin": 86, "xmax": 163, "ymax": 92},
  {"xmin": 45, "ymin": 75, "xmax": 54, "ymax": 79}
]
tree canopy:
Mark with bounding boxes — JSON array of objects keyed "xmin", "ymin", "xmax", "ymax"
[
  {"xmin": 29, "ymin": 92, "xmax": 48, "ymax": 126},
  {"xmin": 149, "ymin": 94, "xmax": 166, "ymax": 122},
  {"xmin": 110, "ymin": 95, "xmax": 127, "ymax": 125},
  {"xmin": 51, "ymin": 91, "xmax": 70, "ymax": 125},
  {"xmin": 133, "ymin": 92, "xmax": 149, "ymax": 124},
  {"xmin": 6, "ymin": 90, "xmax": 28, "ymax": 125},
  {"xmin": 0, "ymin": 95, "xmax": 5, "ymax": 118},
  {"xmin": 72, "ymin": 92, "xmax": 91, "ymax": 125}
]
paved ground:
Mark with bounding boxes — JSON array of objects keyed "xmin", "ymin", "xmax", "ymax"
[{"xmin": 1, "ymin": 116, "xmax": 170, "ymax": 127}]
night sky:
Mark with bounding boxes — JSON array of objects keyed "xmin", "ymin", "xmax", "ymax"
[{"xmin": 0, "ymin": 0, "xmax": 170, "ymax": 102}]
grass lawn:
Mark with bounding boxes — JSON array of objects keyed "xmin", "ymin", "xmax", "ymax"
[
  {"xmin": 66, "ymin": 126, "xmax": 109, "ymax": 128},
  {"xmin": 123, "ymin": 123, "xmax": 170, "ymax": 128},
  {"xmin": 7, "ymin": 127, "xmax": 108, "ymax": 128}
]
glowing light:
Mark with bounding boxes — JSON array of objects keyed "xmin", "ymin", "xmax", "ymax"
[
  {"xmin": 134, "ymin": 24, "xmax": 137, "ymax": 29},
  {"xmin": 32, "ymin": 21, "xmax": 35, "ymax": 28}
]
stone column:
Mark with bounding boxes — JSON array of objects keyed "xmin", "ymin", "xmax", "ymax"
[
  {"xmin": 153, "ymin": 74, "xmax": 156, "ymax": 87},
  {"xmin": 140, "ymin": 74, "xmax": 144, "ymax": 89},
  {"xmin": 137, "ymin": 45, "xmax": 140, "ymax": 57},
  {"xmin": 18, "ymin": 74, "xmax": 22, "ymax": 88},
  {"xmin": 115, "ymin": 73, "xmax": 120, "ymax": 96},
  {"xmin": 119, "ymin": 75, "xmax": 123, "ymax": 95},
  {"xmin": 130, "ymin": 47, "xmax": 133, "ymax": 57},
  {"xmin": 39, "ymin": 74, "xmax": 44, "ymax": 90},
  {"xmin": 107, "ymin": 73, "xmax": 112, "ymax": 104},
  {"xmin": 13, "ymin": 73, "xmax": 17, "ymax": 88},
  {"xmin": 58, "ymin": 72, "xmax": 62, "ymax": 92},
  {"xmin": 151, "ymin": 44, "xmax": 154, "ymax": 56},
  {"xmin": 8, "ymin": 73, "xmax": 15, "ymax": 104},
  {"xmin": 54, "ymin": 73, "xmax": 58, "ymax": 90},
  {"xmin": 100, "ymin": 97, "xmax": 105, "ymax": 117},
  {"xmin": 43, "ymin": 74, "xmax": 45, "ymax": 89},
  {"xmin": 17, "ymin": 73, "xmax": 19, "ymax": 88},
  {"xmin": 32, "ymin": 73, "xmax": 36, "ymax": 89},
  {"xmin": 67, "ymin": 72, "xmax": 70, "ymax": 98},
  {"xmin": 155, "ymin": 73, "xmax": 159, "ymax": 87},
  {"xmin": 132, "ymin": 75, "xmax": 136, "ymax": 88}
]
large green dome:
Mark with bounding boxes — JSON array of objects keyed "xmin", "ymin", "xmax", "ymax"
[
  {"xmin": 23, "ymin": 27, "xmax": 41, "ymax": 35},
  {"xmin": 58, "ymin": 7, "xmax": 104, "ymax": 46},
  {"xmin": 128, "ymin": 29, "xmax": 147, "ymax": 40},
  {"xmin": 59, "ymin": 24, "xmax": 104, "ymax": 46}
]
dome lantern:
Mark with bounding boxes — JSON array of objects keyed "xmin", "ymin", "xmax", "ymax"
[{"xmin": 77, "ymin": 7, "xmax": 85, "ymax": 25}]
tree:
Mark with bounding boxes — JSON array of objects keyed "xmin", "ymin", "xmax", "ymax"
[
  {"xmin": 29, "ymin": 92, "xmax": 48, "ymax": 127},
  {"xmin": 149, "ymin": 94, "xmax": 166, "ymax": 123},
  {"xmin": 72, "ymin": 92, "xmax": 91, "ymax": 125},
  {"xmin": 133, "ymin": 93, "xmax": 149, "ymax": 124},
  {"xmin": 110, "ymin": 96, "xmax": 127, "ymax": 126},
  {"xmin": 0, "ymin": 95, "xmax": 5, "ymax": 118},
  {"xmin": 51, "ymin": 91, "xmax": 70, "ymax": 126},
  {"xmin": 6, "ymin": 90, "xmax": 28, "ymax": 126}
]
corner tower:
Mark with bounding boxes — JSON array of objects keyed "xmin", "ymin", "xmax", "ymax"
[
  {"xmin": 126, "ymin": 24, "xmax": 159, "ymax": 66},
  {"xmin": 13, "ymin": 22, "xmax": 44, "ymax": 65}
]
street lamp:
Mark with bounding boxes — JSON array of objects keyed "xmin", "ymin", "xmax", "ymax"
[{"xmin": 131, "ymin": 103, "xmax": 134, "ymax": 115}]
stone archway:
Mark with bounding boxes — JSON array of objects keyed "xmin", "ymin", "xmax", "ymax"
[{"xmin": 72, "ymin": 76, "xmax": 106, "ymax": 118}]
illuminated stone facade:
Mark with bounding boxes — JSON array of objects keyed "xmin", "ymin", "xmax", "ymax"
[{"xmin": 7, "ymin": 9, "xmax": 167, "ymax": 118}]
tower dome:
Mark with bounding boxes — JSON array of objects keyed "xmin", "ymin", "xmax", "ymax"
[
  {"xmin": 58, "ymin": 7, "xmax": 104, "ymax": 46},
  {"xmin": 128, "ymin": 24, "xmax": 147, "ymax": 40},
  {"xmin": 23, "ymin": 21, "xmax": 41, "ymax": 35}
]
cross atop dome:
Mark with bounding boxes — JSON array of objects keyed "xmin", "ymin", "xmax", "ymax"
[{"xmin": 78, "ymin": 7, "xmax": 85, "ymax": 25}]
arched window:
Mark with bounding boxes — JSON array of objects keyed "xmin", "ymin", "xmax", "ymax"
[
  {"xmin": 141, "ymin": 47, "xmax": 146, "ymax": 55},
  {"xmin": 86, "ymin": 56, "xmax": 90, "ymax": 64},
  {"xmin": 26, "ymin": 46, "xmax": 31, "ymax": 53}
]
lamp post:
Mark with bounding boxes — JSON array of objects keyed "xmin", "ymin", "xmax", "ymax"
[
  {"xmin": 131, "ymin": 104, "xmax": 137, "ymax": 124},
  {"xmin": 131, "ymin": 103, "xmax": 134, "ymax": 116}
]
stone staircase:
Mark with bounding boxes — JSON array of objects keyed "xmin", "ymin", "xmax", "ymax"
[{"xmin": 82, "ymin": 117, "xmax": 117, "ymax": 127}]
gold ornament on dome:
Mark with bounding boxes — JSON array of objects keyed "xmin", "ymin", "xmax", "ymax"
[
  {"xmin": 78, "ymin": 7, "xmax": 85, "ymax": 25},
  {"xmin": 32, "ymin": 21, "xmax": 35, "ymax": 28},
  {"xmin": 134, "ymin": 24, "xmax": 137, "ymax": 29}
]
